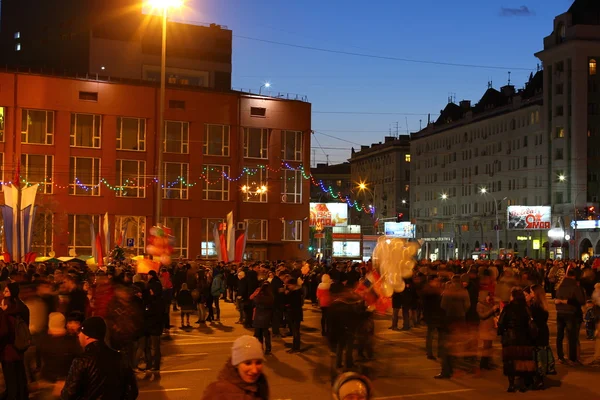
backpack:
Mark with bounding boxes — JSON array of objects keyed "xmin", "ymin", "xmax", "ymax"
[{"xmin": 13, "ymin": 315, "xmax": 32, "ymax": 352}]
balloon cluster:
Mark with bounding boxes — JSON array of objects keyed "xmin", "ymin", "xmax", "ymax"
[
  {"xmin": 372, "ymin": 237, "xmax": 419, "ymax": 295},
  {"xmin": 355, "ymin": 270, "xmax": 391, "ymax": 314},
  {"xmin": 146, "ymin": 225, "xmax": 176, "ymax": 266}
]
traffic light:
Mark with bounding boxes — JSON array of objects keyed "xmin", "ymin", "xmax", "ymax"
[
  {"xmin": 396, "ymin": 212, "xmax": 404, "ymax": 222},
  {"xmin": 588, "ymin": 206, "xmax": 596, "ymax": 220},
  {"xmin": 308, "ymin": 246, "xmax": 314, "ymax": 251}
]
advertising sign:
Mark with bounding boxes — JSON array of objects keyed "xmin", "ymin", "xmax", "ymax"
[
  {"xmin": 507, "ymin": 206, "xmax": 551, "ymax": 230},
  {"xmin": 332, "ymin": 241, "xmax": 361, "ymax": 258},
  {"xmin": 310, "ymin": 203, "xmax": 348, "ymax": 227},
  {"xmin": 384, "ymin": 222, "xmax": 416, "ymax": 238}
]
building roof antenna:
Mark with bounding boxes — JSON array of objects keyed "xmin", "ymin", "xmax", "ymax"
[{"xmin": 508, "ymin": 71, "xmax": 511, "ymax": 85}]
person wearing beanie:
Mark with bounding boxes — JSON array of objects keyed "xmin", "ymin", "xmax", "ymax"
[
  {"xmin": 317, "ymin": 274, "xmax": 332, "ymax": 336},
  {"xmin": 61, "ymin": 316, "xmax": 138, "ymax": 399},
  {"xmin": 37, "ymin": 312, "xmax": 80, "ymax": 397},
  {"xmin": 332, "ymin": 372, "xmax": 372, "ymax": 400},
  {"xmin": 202, "ymin": 335, "xmax": 269, "ymax": 400}
]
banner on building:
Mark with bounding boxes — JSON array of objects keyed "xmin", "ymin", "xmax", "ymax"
[
  {"xmin": 309, "ymin": 203, "xmax": 348, "ymax": 227},
  {"xmin": 384, "ymin": 222, "xmax": 415, "ymax": 238},
  {"xmin": 507, "ymin": 206, "xmax": 551, "ymax": 230}
]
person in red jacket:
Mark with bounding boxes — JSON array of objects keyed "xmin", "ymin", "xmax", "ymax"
[{"xmin": 317, "ymin": 274, "xmax": 332, "ymax": 336}]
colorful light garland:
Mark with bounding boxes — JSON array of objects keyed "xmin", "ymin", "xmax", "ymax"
[{"xmin": 12, "ymin": 162, "xmax": 375, "ymax": 214}]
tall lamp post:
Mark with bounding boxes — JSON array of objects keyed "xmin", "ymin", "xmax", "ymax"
[
  {"xmin": 480, "ymin": 188, "xmax": 507, "ymax": 260},
  {"xmin": 150, "ymin": 0, "xmax": 184, "ymax": 226}
]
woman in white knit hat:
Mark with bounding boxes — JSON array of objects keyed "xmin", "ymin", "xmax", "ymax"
[{"xmin": 202, "ymin": 335, "xmax": 269, "ymax": 400}]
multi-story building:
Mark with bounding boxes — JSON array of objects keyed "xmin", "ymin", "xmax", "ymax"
[
  {"xmin": 0, "ymin": 72, "xmax": 311, "ymax": 261},
  {"xmin": 0, "ymin": 0, "xmax": 232, "ymax": 90},
  {"xmin": 349, "ymin": 136, "xmax": 411, "ymax": 234},
  {"xmin": 411, "ymin": 0, "xmax": 600, "ymax": 261}
]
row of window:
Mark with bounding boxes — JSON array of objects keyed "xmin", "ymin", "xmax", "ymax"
[
  {"xmin": 25, "ymin": 214, "xmax": 303, "ymax": 259},
  {"xmin": 1, "ymin": 108, "xmax": 304, "ymax": 160},
  {"xmin": 10, "ymin": 154, "xmax": 304, "ymax": 202}
]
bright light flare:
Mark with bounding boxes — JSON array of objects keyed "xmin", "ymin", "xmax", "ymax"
[
  {"xmin": 480, "ymin": 187, "xmax": 487, "ymax": 194},
  {"xmin": 148, "ymin": 0, "xmax": 183, "ymax": 9},
  {"xmin": 441, "ymin": 193, "xmax": 448, "ymax": 200}
]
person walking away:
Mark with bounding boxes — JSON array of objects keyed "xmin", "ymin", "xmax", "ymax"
[
  {"xmin": 251, "ymin": 282, "xmax": 274, "ymax": 355},
  {"xmin": 477, "ymin": 291, "xmax": 499, "ymax": 370},
  {"xmin": 270, "ymin": 269, "xmax": 285, "ymax": 337},
  {"xmin": 37, "ymin": 312, "xmax": 81, "ymax": 399},
  {"xmin": 177, "ymin": 283, "xmax": 195, "ymax": 328},
  {"xmin": 422, "ymin": 276, "xmax": 444, "ymax": 361},
  {"xmin": 159, "ymin": 268, "xmax": 174, "ymax": 331},
  {"xmin": 202, "ymin": 335, "xmax": 269, "ymax": 400},
  {"xmin": 61, "ymin": 316, "xmax": 138, "ymax": 399},
  {"xmin": 317, "ymin": 274, "xmax": 332, "ymax": 336},
  {"xmin": 463, "ymin": 272, "xmax": 480, "ymax": 368},
  {"xmin": 399, "ymin": 278, "xmax": 416, "ymax": 331},
  {"xmin": 226, "ymin": 267, "xmax": 237, "ymax": 303},
  {"xmin": 555, "ymin": 268, "xmax": 586, "ymax": 364},
  {"xmin": 211, "ymin": 268, "xmax": 226, "ymax": 322},
  {"xmin": 237, "ymin": 271, "xmax": 250, "ymax": 326},
  {"xmin": 525, "ymin": 284, "xmax": 554, "ymax": 390},
  {"xmin": 435, "ymin": 275, "xmax": 470, "ymax": 379},
  {"xmin": 0, "ymin": 282, "xmax": 30, "ymax": 400},
  {"xmin": 328, "ymin": 286, "xmax": 364, "ymax": 370},
  {"xmin": 143, "ymin": 282, "xmax": 164, "ymax": 380},
  {"xmin": 497, "ymin": 288, "xmax": 535, "ymax": 392},
  {"xmin": 389, "ymin": 291, "xmax": 402, "ymax": 331},
  {"xmin": 590, "ymin": 283, "xmax": 600, "ymax": 366},
  {"xmin": 284, "ymin": 278, "xmax": 303, "ymax": 353}
]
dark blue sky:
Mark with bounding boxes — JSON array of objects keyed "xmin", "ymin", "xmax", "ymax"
[{"xmin": 171, "ymin": 0, "xmax": 574, "ymax": 165}]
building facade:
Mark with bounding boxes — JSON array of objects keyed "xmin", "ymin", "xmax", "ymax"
[
  {"xmin": 0, "ymin": 0, "xmax": 232, "ymax": 90},
  {"xmin": 349, "ymin": 136, "xmax": 411, "ymax": 235},
  {"xmin": 411, "ymin": 0, "xmax": 600, "ymax": 261},
  {"xmin": 0, "ymin": 72, "xmax": 311, "ymax": 261}
]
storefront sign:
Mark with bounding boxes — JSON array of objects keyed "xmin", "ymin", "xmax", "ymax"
[
  {"xmin": 332, "ymin": 241, "xmax": 361, "ymax": 258},
  {"xmin": 570, "ymin": 220, "xmax": 600, "ymax": 230},
  {"xmin": 507, "ymin": 206, "xmax": 551, "ymax": 230},
  {"xmin": 384, "ymin": 222, "xmax": 415, "ymax": 238}
]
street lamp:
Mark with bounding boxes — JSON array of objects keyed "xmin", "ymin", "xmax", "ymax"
[
  {"xmin": 480, "ymin": 187, "xmax": 507, "ymax": 259},
  {"xmin": 259, "ymin": 82, "xmax": 271, "ymax": 94},
  {"xmin": 148, "ymin": 0, "xmax": 184, "ymax": 226}
]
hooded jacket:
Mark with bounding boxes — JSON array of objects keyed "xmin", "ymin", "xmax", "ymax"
[
  {"xmin": 202, "ymin": 359, "xmax": 269, "ymax": 400},
  {"xmin": 316, "ymin": 276, "xmax": 332, "ymax": 308}
]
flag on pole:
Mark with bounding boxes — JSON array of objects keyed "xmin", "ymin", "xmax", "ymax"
[
  {"xmin": 90, "ymin": 219, "xmax": 97, "ymax": 262},
  {"xmin": 103, "ymin": 212, "xmax": 110, "ymax": 255},
  {"xmin": 226, "ymin": 211, "xmax": 235, "ymax": 262},
  {"xmin": 213, "ymin": 223, "xmax": 222, "ymax": 262},
  {"xmin": 234, "ymin": 223, "xmax": 248, "ymax": 263}
]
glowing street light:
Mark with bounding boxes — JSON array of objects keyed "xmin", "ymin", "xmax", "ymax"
[
  {"xmin": 150, "ymin": 0, "xmax": 184, "ymax": 225},
  {"xmin": 558, "ymin": 174, "xmax": 566, "ymax": 182},
  {"xmin": 480, "ymin": 187, "xmax": 487, "ymax": 194},
  {"xmin": 441, "ymin": 193, "xmax": 448, "ymax": 200},
  {"xmin": 259, "ymin": 82, "xmax": 271, "ymax": 94}
]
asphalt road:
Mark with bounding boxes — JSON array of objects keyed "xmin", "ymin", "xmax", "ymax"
[{"xmin": 138, "ymin": 300, "xmax": 600, "ymax": 400}]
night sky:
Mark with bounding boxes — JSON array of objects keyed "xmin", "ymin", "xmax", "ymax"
[{"xmin": 167, "ymin": 0, "xmax": 575, "ymax": 165}]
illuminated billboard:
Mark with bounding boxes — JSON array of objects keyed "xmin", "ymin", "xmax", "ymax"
[
  {"xmin": 332, "ymin": 241, "xmax": 361, "ymax": 258},
  {"xmin": 384, "ymin": 222, "xmax": 416, "ymax": 238},
  {"xmin": 309, "ymin": 203, "xmax": 348, "ymax": 227},
  {"xmin": 507, "ymin": 206, "xmax": 551, "ymax": 230}
]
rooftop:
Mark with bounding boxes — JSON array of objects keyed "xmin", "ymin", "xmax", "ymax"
[{"xmin": 350, "ymin": 135, "xmax": 410, "ymax": 161}]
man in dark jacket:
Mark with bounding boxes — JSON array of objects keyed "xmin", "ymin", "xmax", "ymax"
[
  {"xmin": 284, "ymin": 278, "xmax": 303, "ymax": 353},
  {"xmin": 555, "ymin": 268, "xmax": 586, "ymax": 363},
  {"xmin": 422, "ymin": 277, "xmax": 444, "ymax": 360},
  {"xmin": 270, "ymin": 269, "xmax": 285, "ymax": 337},
  {"xmin": 61, "ymin": 316, "xmax": 138, "ymax": 399},
  {"xmin": 143, "ymin": 282, "xmax": 164, "ymax": 379}
]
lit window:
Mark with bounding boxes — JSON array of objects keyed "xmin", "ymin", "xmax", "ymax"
[
  {"xmin": 555, "ymin": 127, "xmax": 565, "ymax": 138},
  {"xmin": 242, "ymin": 167, "xmax": 267, "ymax": 203},
  {"xmin": 22, "ymin": 109, "xmax": 53, "ymax": 144},
  {"xmin": 116, "ymin": 160, "xmax": 146, "ymax": 198},
  {"xmin": 117, "ymin": 117, "xmax": 145, "ymax": 151},
  {"xmin": 202, "ymin": 164, "xmax": 229, "ymax": 201},
  {"xmin": 68, "ymin": 215, "xmax": 100, "ymax": 256},
  {"xmin": 15, "ymin": 43, "xmax": 21, "ymax": 51},
  {"xmin": 70, "ymin": 113, "xmax": 101, "ymax": 148},
  {"xmin": 21, "ymin": 154, "xmax": 53, "ymax": 194},
  {"xmin": 161, "ymin": 217, "xmax": 188, "ymax": 259},
  {"xmin": 200, "ymin": 219, "xmax": 222, "ymax": 258},
  {"xmin": 14, "ymin": 32, "xmax": 20, "ymax": 39},
  {"xmin": 69, "ymin": 157, "xmax": 101, "ymax": 196},
  {"xmin": 0, "ymin": 107, "xmax": 5, "ymax": 142},
  {"xmin": 590, "ymin": 59, "xmax": 597, "ymax": 76},
  {"xmin": 405, "ymin": 154, "xmax": 411, "ymax": 162},
  {"xmin": 114, "ymin": 216, "xmax": 146, "ymax": 255},
  {"xmin": 163, "ymin": 162, "xmax": 189, "ymax": 200}
]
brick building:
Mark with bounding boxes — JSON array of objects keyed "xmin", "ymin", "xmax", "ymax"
[{"xmin": 0, "ymin": 72, "xmax": 311, "ymax": 261}]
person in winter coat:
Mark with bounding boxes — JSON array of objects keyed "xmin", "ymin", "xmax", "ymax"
[
  {"xmin": 555, "ymin": 268, "xmax": 586, "ymax": 363},
  {"xmin": 143, "ymin": 282, "xmax": 164, "ymax": 379},
  {"xmin": 237, "ymin": 271, "xmax": 250, "ymax": 327},
  {"xmin": 251, "ymin": 282, "xmax": 274, "ymax": 355},
  {"xmin": 422, "ymin": 277, "xmax": 444, "ymax": 360},
  {"xmin": 497, "ymin": 287, "xmax": 535, "ymax": 392},
  {"xmin": 202, "ymin": 335, "xmax": 269, "ymax": 400},
  {"xmin": 0, "ymin": 282, "xmax": 30, "ymax": 400},
  {"xmin": 211, "ymin": 269, "xmax": 226, "ymax": 322},
  {"xmin": 284, "ymin": 278, "xmax": 303, "ymax": 353},
  {"xmin": 316, "ymin": 274, "xmax": 332, "ymax": 336},
  {"xmin": 525, "ymin": 284, "xmax": 552, "ymax": 389},
  {"xmin": 477, "ymin": 290, "xmax": 499, "ymax": 370},
  {"xmin": 177, "ymin": 283, "xmax": 196, "ymax": 328}
]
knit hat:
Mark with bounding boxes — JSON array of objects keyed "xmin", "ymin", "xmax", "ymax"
[
  {"xmin": 338, "ymin": 379, "xmax": 368, "ymax": 400},
  {"xmin": 321, "ymin": 274, "xmax": 331, "ymax": 284},
  {"xmin": 231, "ymin": 335, "xmax": 264, "ymax": 366},
  {"xmin": 80, "ymin": 317, "xmax": 106, "ymax": 341},
  {"xmin": 132, "ymin": 274, "xmax": 142, "ymax": 283},
  {"xmin": 48, "ymin": 312, "xmax": 66, "ymax": 335}
]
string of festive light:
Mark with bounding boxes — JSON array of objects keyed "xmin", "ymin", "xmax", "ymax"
[{"xmin": 10, "ymin": 162, "xmax": 375, "ymax": 214}]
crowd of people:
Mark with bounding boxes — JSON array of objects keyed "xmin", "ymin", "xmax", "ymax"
[{"xmin": 0, "ymin": 256, "xmax": 595, "ymax": 399}]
